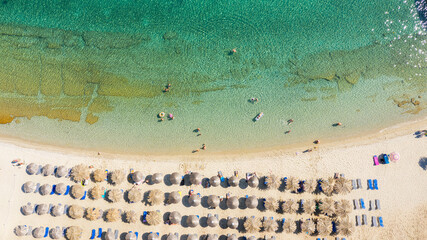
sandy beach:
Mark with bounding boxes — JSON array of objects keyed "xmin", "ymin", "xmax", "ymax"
[{"xmin": 0, "ymin": 118, "xmax": 426, "ymax": 240}]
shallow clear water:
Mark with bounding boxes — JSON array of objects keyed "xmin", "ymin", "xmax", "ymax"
[{"xmin": 0, "ymin": 0, "xmax": 426, "ymax": 154}]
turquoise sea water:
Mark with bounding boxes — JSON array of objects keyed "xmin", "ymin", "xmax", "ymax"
[{"xmin": 0, "ymin": 0, "xmax": 426, "ymax": 154}]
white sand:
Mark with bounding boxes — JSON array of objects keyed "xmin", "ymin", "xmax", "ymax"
[{"xmin": 0, "ymin": 119, "xmax": 426, "ymax": 239}]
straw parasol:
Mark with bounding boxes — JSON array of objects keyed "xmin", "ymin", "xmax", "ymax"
[
  {"xmin": 125, "ymin": 232, "xmax": 137, "ymax": 240},
  {"xmin": 23, "ymin": 181, "xmax": 36, "ymax": 193},
  {"xmin": 71, "ymin": 184, "xmax": 84, "ymax": 199},
  {"xmin": 188, "ymin": 194, "xmax": 201, "ymax": 206},
  {"xmin": 169, "ymin": 172, "xmax": 182, "ymax": 185},
  {"xmin": 132, "ymin": 171, "xmax": 144, "ymax": 183},
  {"xmin": 320, "ymin": 198, "xmax": 336, "ymax": 216},
  {"xmin": 106, "ymin": 208, "xmax": 120, "ymax": 222},
  {"xmin": 336, "ymin": 199, "xmax": 352, "ymax": 218},
  {"xmin": 14, "ymin": 225, "xmax": 29, "ymax": 236},
  {"xmin": 228, "ymin": 176, "xmax": 239, "ymax": 187},
  {"xmin": 334, "ymin": 177, "xmax": 352, "ymax": 194},
  {"xmin": 301, "ymin": 219, "xmax": 316, "ymax": 235},
  {"xmin": 190, "ymin": 172, "xmax": 202, "ymax": 185},
  {"xmin": 92, "ymin": 169, "xmax": 106, "ymax": 182},
  {"xmin": 282, "ymin": 199, "xmax": 298, "ymax": 214},
  {"xmin": 147, "ymin": 232, "xmax": 159, "ymax": 240},
  {"xmin": 21, "ymin": 203, "xmax": 34, "ymax": 215},
  {"xmin": 248, "ymin": 176, "xmax": 259, "ymax": 188},
  {"xmin": 167, "ymin": 233, "xmax": 178, "ymax": 240},
  {"xmin": 89, "ymin": 185, "xmax": 104, "ymax": 200},
  {"xmin": 56, "ymin": 166, "xmax": 68, "ymax": 178},
  {"xmin": 39, "ymin": 184, "xmax": 52, "ymax": 195},
  {"xmin": 305, "ymin": 179, "xmax": 317, "ymax": 193},
  {"xmin": 210, "ymin": 176, "xmax": 220, "ymax": 187},
  {"xmin": 51, "ymin": 204, "xmax": 64, "ymax": 217},
  {"xmin": 187, "ymin": 215, "xmax": 199, "ymax": 227},
  {"xmin": 66, "ymin": 226, "xmax": 82, "ymax": 240},
  {"xmin": 264, "ymin": 197, "xmax": 279, "ymax": 212},
  {"xmin": 304, "ymin": 199, "xmax": 317, "ymax": 215},
  {"xmin": 246, "ymin": 195, "xmax": 258, "ymax": 209},
  {"xmin": 55, "ymin": 183, "xmax": 67, "ymax": 195},
  {"xmin": 27, "ymin": 163, "xmax": 38, "ymax": 175},
  {"xmin": 169, "ymin": 211, "xmax": 182, "ymax": 224},
  {"xmin": 151, "ymin": 173, "xmax": 163, "ymax": 184},
  {"xmin": 127, "ymin": 188, "xmax": 142, "ymax": 203},
  {"xmin": 71, "ymin": 164, "xmax": 89, "ymax": 182},
  {"xmin": 85, "ymin": 207, "xmax": 101, "ymax": 221},
  {"xmin": 321, "ymin": 177, "xmax": 335, "ymax": 196},
  {"xmin": 316, "ymin": 218, "xmax": 332, "ymax": 236},
  {"xmin": 227, "ymin": 234, "xmax": 238, "ymax": 240},
  {"xmin": 263, "ymin": 217, "xmax": 278, "ymax": 232},
  {"xmin": 283, "ymin": 219, "xmax": 296, "ymax": 233},
  {"xmin": 33, "ymin": 227, "xmax": 44, "ymax": 238},
  {"xmin": 36, "ymin": 204, "xmax": 49, "ymax": 215},
  {"xmin": 207, "ymin": 234, "xmax": 218, "ymax": 240},
  {"xmin": 208, "ymin": 195, "xmax": 220, "ymax": 208},
  {"xmin": 266, "ymin": 174, "xmax": 281, "ymax": 189},
  {"xmin": 227, "ymin": 196, "xmax": 239, "ymax": 209},
  {"xmin": 105, "ymin": 229, "xmax": 114, "ymax": 240},
  {"xmin": 286, "ymin": 177, "xmax": 300, "ymax": 192},
  {"xmin": 110, "ymin": 169, "xmax": 125, "ymax": 185},
  {"xmin": 187, "ymin": 234, "xmax": 198, "ymax": 240},
  {"xmin": 244, "ymin": 216, "xmax": 261, "ymax": 233},
  {"xmin": 148, "ymin": 189, "xmax": 164, "ymax": 205},
  {"xmin": 338, "ymin": 218, "xmax": 355, "ymax": 236},
  {"xmin": 146, "ymin": 211, "xmax": 162, "ymax": 225},
  {"xmin": 168, "ymin": 191, "xmax": 181, "ymax": 204},
  {"xmin": 207, "ymin": 215, "xmax": 219, "ymax": 227},
  {"xmin": 107, "ymin": 189, "xmax": 122, "ymax": 202},
  {"xmin": 68, "ymin": 205, "xmax": 84, "ymax": 219},
  {"xmin": 227, "ymin": 217, "xmax": 239, "ymax": 229},
  {"xmin": 42, "ymin": 164, "xmax": 55, "ymax": 176},
  {"xmin": 50, "ymin": 227, "xmax": 62, "ymax": 239},
  {"xmin": 125, "ymin": 210, "xmax": 138, "ymax": 223}
]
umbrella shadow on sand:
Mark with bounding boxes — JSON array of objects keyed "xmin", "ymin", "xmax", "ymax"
[{"xmin": 419, "ymin": 157, "xmax": 427, "ymax": 170}]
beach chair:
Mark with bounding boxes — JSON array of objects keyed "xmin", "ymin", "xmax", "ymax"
[
  {"xmin": 50, "ymin": 185, "xmax": 56, "ymax": 195},
  {"xmin": 97, "ymin": 228, "xmax": 102, "ymax": 238},
  {"xmin": 64, "ymin": 185, "xmax": 70, "ymax": 195},
  {"xmin": 357, "ymin": 179, "xmax": 362, "ymax": 189},
  {"xmin": 355, "ymin": 215, "xmax": 361, "ymax": 226},
  {"xmin": 317, "ymin": 179, "xmax": 322, "ymax": 192},
  {"xmin": 105, "ymin": 170, "xmax": 108, "ymax": 181},
  {"xmin": 369, "ymin": 200, "xmax": 373, "ymax": 210},
  {"xmin": 353, "ymin": 199, "xmax": 360, "ymax": 210},
  {"xmin": 375, "ymin": 199, "xmax": 381, "ymax": 210},
  {"xmin": 367, "ymin": 179, "xmax": 373, "ymax": 190},
  {"xmin": 373, "ymin": 179, "xmax": 378, "ymax": 190},
  {"xmin": 378, "ymin": 217, "xmax": 384, "ymax": 227},
  {"xmin": 383, "ymin": 154, "xmax": 390, "ymax": 164},
  {"xmin": 114, "ymin": 230, "xmax": 119, "ymax": 239},
  {"xmin": 63, "ymin": 205, "xmax": 69, "ymax": 214},
  {"xmin": 142, "ymin": 211, "xmax": 147, "ymax": 223},
  {"xmin": 34, "ymin": 183, "xmax": 40, "ymax": 193},
  {"xmin": 62, "ymin": 227, "xmax": 66, "ymax": 236},
  {"xmin": 373, "ymin": 155, "xmax": 379, "ymax": 165},
  {"xmin": 360, "ymin": 198, "xmax": 365, "ymax": 209},
  {"xmin": 26, "ymin": 226, "xmax": 33, "ymax": 235},
  {"xmin": 48, "ymin": 204, "xmax": 53, "ymax": 214},
  {"xmin": 332, "ymin": 221, "xmax": 337, "ymax": 233},
  {"xmin": 218, "ymin": 171, "xmax": 225, "ymax": 182},
  {"xmin": 298, "ymin": 180, "xmax": 305, "ymax": 193},
  {"xmin": 135, "ymin": 232, "xmax": 139, "ymax": 239},
  {"xmin": 90, "ymin": 229, "xmax": 96, "ymax": 239},
  {"xmin": 44, "ymin": 227, "xmax": 49, "ymax": 237},
  {"xmin": 372, "ymin": 216, "xmax": 378, "ymax": 227},
  {"xmin": 352, "ymin": 180, "xmax": 357, "ymax": 190},
  {"xmin": 80, "ymin": 191, "xmax": 87, "ymax": 200},
  {"xmin": 362, "ymin": 214, "xmax": 367, "ymax": 225},
  {"xmin": 36, "ymin": 165, "xmax": 42, "ymax": 175}
]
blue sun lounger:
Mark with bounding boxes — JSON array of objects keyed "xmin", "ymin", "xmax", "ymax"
[
  {"xmin": 383, "ymin": 154, "xmax": 389, "ymax": 164},
  {"xmin": 317, "ymin": 179, "xmax": 323, "ymax": 192},
  {"xmin": 283, "ymin": 177, "xmax": 287, "ymax": 188},
  {"xmin": 135, "ymin": 232, "xmax": 139, "ymax": 239},
  {"xmin": 378, "ymin": 217, "xmax": 384, "ymax": 227},
  {"xmin": 360, "ymin": 198, "xmax": 365, "ymax": 209},
  {"xmin": 50, "ymin": 185, "xmax": 56, "ymax": 195},
  {"xmin": 34, "ymin": 183, "xmax": 40, "ymax": 193},
  {"xmin": 44, "ymin": 227, "xmax": 49, "ymax": 237},
  {"xmin": 80, "ymin": 191, "xmax": 87, "ymax": 200},
  {"xmin": 367, "ymin": 179, "xmax": 373, "ymax": 190},
  {"xmin": 97, "ymin": 228, "xmax": 102, "ymax": 238},
  {"xmin": 373, "ymin": 179, "xmax": 378, "ymax": 190},
  {"xmin": 64, "ymin": 186, "xmax": 70, "ymax": 195},
  {"xmin": 90, "ymin": 229, "xmax": 96, "ymax": 239},
  {"xmin": 142, "ymin": 211, "xmax": 147, "ymax": 223},
  {"xmin": 332, "ymin": 221, "xmax": 337, "ymax": 233}
]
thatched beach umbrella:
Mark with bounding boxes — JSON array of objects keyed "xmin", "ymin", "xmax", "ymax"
[
  {"xmin": 51, "ymin": 204, "xmax": 64, "ymax": 217},
  {"xmin": 264, "ymin": 197, "xmax": 279, "ymax": 212},
  {"xmin": 301, "ymin": 219, "xmax": 316, "ymax": 235},
  {"xmin": 55, "ymin": 183, "xmax": 67, "ymax": 195},
  {"xmin": 56, "ymin": 166, "xmax": 68, "ymax": 178},
  {"xmin": 39, "ymin": 184, "xmax": 52, "ymax": 195},
  {"xmin": 266, "ymin": 175, "xmax": 281, "ymax": 189},
  {"xmin": 151, "ymin": 173, "xmax": 163, "ymax": 184},
  {"xmin": 127, "ymin": 188, "xmax": 142, "ymax": 203},
  {"xmin": 42, "ymin": 164, "xmax": 55, "ymax": 176},
  {"xmin": 188, "ymin": 194, "xmax": 201, "ymax": 206},
  {"xmin": 228, "ymin": 176, "xmax": 239, "ymax": 187},
  {"xmin": 227, "ymin": 234, "xmax": 238, "ymax": 240},
  {"xmin": 168, "ymin": 191, "xmax": 181, "ymax": 204},
  {"xmin": 66, "ymin": 226, "xmax": 82, "ymax": 240},
  {"xmin": 23, "ymin": 181, "xmax": 36, "ymax": 193},
  {"xmin": 246, "ymin": 195, "xmax": 258, "ymax": 209},
  {"xmin": 336, "ymin": 199, "xmax": 352, "ymax": 218},
  {"xmin": 321, "ymin": 177, "xmax": 335, "ymax": 196},
  {"xmin": 89, "ymin": 185, "xmax": 104, "ymax": 200},
  {"xmin": 320, "ymin": 198, "xmax": 335, "ymax": 216},
  {"xmin": 169, "ymin": 211, "xmax": 181, "ymax": 224},
  {"xmin": 106, "ymin": 208, "xmax": 120, "ymax": 222},
  {"xmin": 338, "ymin": 218, "xmax": 354, "ymax": 236},
  {"xmin": 146, "ymin": 211, "xmax": 162, "ymax": 225},
  {"xmin": 50, "ymin": 227, "xmax": 62, "ymax": 239},
  {"xmin": 334, "ymin": 177, "xmax": 352, "ymax": 194},
  {"xmin": 110, "ymin": 169, "xmax": 125, "ymax": 185},
  {"xmin": 207, "ymin": 215, "xmax": 219, "ymax": 227},
  {"xmin": 27, "ymin": 163, "xmax": 38, "ymax": 175},
  {"xmin": 248, "ymin": 176, "xmax": 259, "ymax": 188},
  {"xmin": 208, "ymin": 195, "xmax": 220, "ymax": 208},
  {"xmin": 282, "ymin": 199, "xmax": 298, "ymax": 214},
  {"xmin": 316, "ymin": 218, "xmax": 332, "ymax": 236},
  {"xmin": 263, "ymin": 217, "xmax": 278, "ymax": 232},
  {"xmin": 36, "ymin": 204, "xmax": 49, "ymax": 215},
  {"xmin": 71, "ymin": 164, "xmax": 90, "ymax": 182},
  {"xmin": 148, "ymin": 189, "xmax": 164, "ymax": 205},
  {"xmin": 166, "ymin": 233, "xmax": 178, "ymax": 240},
  {"xmin": 147, "ymin": 232, "xmax": 159, "ymax": 240},
  {"xmin": 14, "ymin": 225, "xmax": 29, "ymax": 236},
  {"xmin": 92, "ymin": 169, "xmax": 106, "ymax": 182},
  {"xmin": 105, "ymin": 229, "xmax": 114, "ymax": 240},
  {"xmin": 304, "ymin": 199, "xmax": 316, "ymax": 215},
  {"xmin": 187, "ymin": 234, "xmax": 198, "ymax": 240},
  {"xmin": 187, "ymin": 215, "xmax": 199, "ymax": 227},
  {"xmin": 125, "ymin": 232, "xmax": 137, "ymax": 240},
  {"xmin": 227, "ymin": 196, "xmax": 239, "ymax": 209},
  {"xmin": 68, "ymin": 205, "xmax": 84, "ymax": 219},
  {"xmin": 190, "ymin": 172, "xmax": 202, "ymax": 185},
  {"xmin": 85, "ymin": 207, "xmax": 101, "ymax": 221},
  {"xmin": 286, "ymin": 177, "xmax": 300, "ymax": 192},
  {"xmin": 132, "ymin": 171, "xmax": 144, "ymax": 183},
  {"xmin": 33, "ymin": 227, "xmax": 44, "ymax": 238},
  {"xmin": 207, "ymin": 234, "xmax": 219, "ymax": 240},
  {"xmin": 21, "ymin": 203, "xmax": 34, "ymax": 215},
  {"xmin": 283, "ymin": 219, "xmax": 296, "ymax": 233},
  {"xmin": 210, "ymin": 176, "xmax": 220, "ymax": 187},
  {"xmin": 244, "ymin": 216, "xmax": 261, "ymax": 233},
  {"xmin": 227, "ymin": 217, "xmax": 239, "ymax": 229},
  {"xmin": 107, "ymin": 189, "xmax": 122, "ymax": 202},
  {"xmin": 305, "ymin": 179, "xmax": 317, "ymax": 193},
  {"xmin": 169, "ymin": 172, "xmax": 182, "ymax": 185},
  {"xmin": 125, "ymin": 210, "xmax": 138, "ymax": 223},
  {"xmin": 71, "ymin": 184, "xmax": 84, "ymax": 199}
]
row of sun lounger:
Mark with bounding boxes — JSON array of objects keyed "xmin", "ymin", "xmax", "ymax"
[
  {"xmin": 353, "ymin": 199, "xmax": 380, "ymax": 210},
  {"xmin": 355, "ymin": 215, "xmax": 384, "ymax": 227},
  {"xmin": 367, "ymin": 179, "xmax": 379, "ymax": 190}
]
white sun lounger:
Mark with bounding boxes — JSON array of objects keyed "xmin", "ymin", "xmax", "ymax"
[
  {"xmin": 353, "ymin": 199, "xmax": 360, "ymax": 210},
  {"xmin": 357, "ymin": 179, "xmax": 362, "ymax": 189},
  {"xmin": 372, "ymin": 216, "xmax": 378, "ymax": 227},
  {"xmin": 369, "ymin": 200, "xmax": 373, "ymax": 211},
  {"xmin": 355, "ymin": 215, "xmax": 361, "ymax": 226},
  {"xmin": 362, "ymin": 214, "xmax": 367, "ymax": 225},
  {"xmin": 375, "ymin": 199, "xmax": 381, "ymax": 210},
  {"xmin": 352, "ymin": 180, "xmax": 357, "ymax": 190}
]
